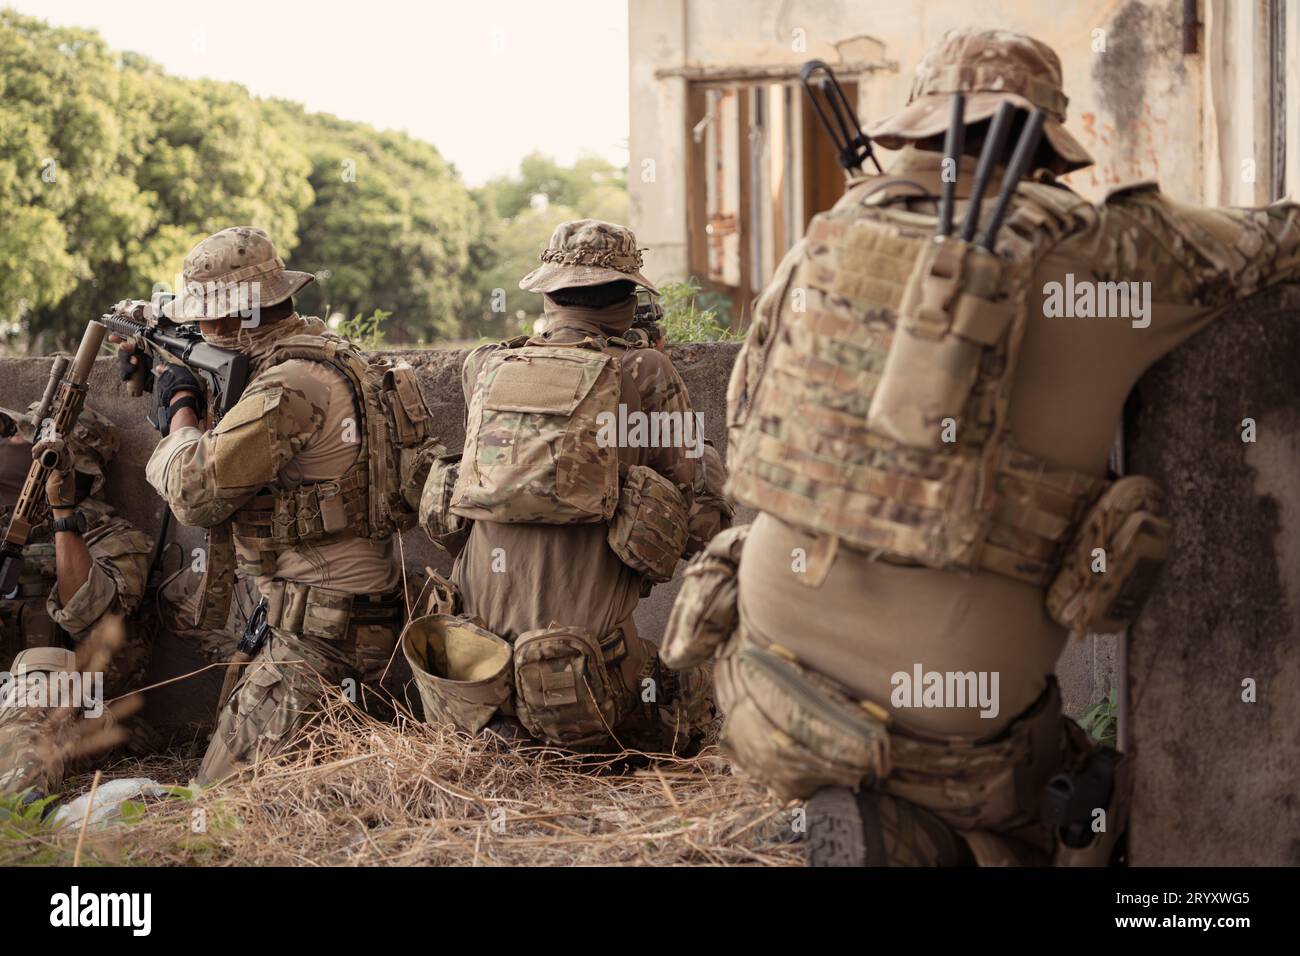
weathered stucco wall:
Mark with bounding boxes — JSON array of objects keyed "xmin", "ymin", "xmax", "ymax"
[
  {"xmin": 1126, "ymin": 284, "xmax": 1300, "ymax": 866},
  {"xmin": 629, "ymin": 0, "xmax": 1218, "ymax": 288}
]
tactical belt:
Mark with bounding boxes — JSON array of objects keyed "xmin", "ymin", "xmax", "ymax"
[
  {"xmin": 231, "ymin": 470, "xmax": 371, "ymax": 570},
  {"xmin": 261, "ymin": 578, "xmax": 404, "ymax": 647}
]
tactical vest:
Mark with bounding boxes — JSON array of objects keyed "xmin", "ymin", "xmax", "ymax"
[
  {"xmin": 728, "ymin": 180, "xmax": 1118, "ymax": 589},
  {"xmin": 451, "ymin": 330, "xmax": 689, "ymax": 582},
  {"xmin": 226, "ymin": 331, "xmax": 435, "ymax": 577}
]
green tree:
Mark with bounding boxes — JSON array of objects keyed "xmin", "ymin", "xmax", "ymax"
[{"xmin": 264, "ymin": 102, "xmax": 491, "ymax": 344}]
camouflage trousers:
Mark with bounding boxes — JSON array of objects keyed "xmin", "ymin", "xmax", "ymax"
[
  {"xmin": 0, "ymin": 620, "xmax": 152, "ymax": 800},
  {"xmin": 715, "ymin": 623, "xmax": 1130, "ymax": 865},
  {"xmin": 198, "ymin": 620, "xmax": 399, "ymax": 786}
]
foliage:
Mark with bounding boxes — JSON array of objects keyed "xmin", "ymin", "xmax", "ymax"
[
  {"xmin": 0, "ymin": 10, "xmax": 488, "ymax": 350},
  {"xmin": 1079, "ymin": 687, "xmax": 1118, "ymax": 749},
  {"xmin": 659, "ymin": 277, "xmax": 737, "ymax": 342},
  {"xmin": 337, "ymin": 308, "xmax": 390, "ymax": 350}
]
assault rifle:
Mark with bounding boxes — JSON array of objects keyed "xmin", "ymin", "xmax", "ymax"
[
  {"xmin": 99, "ymin": 294, "xmax": 251, "ymax": 430},
  {"xmin": 100, "ymin": 294, "xmax": 252, "ymax": 606},
  {"xmin": 0, "ymin": 323, "xmax": 107, "ymax": 596},
  {"xmin": 629, "ymin": 288, "xmax": 664, "ymax": 349}
]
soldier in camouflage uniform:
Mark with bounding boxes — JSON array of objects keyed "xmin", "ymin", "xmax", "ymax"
[
  {"xmin": 417, "ymin": 220, "xmax": 712, "ymax": 752},
  {"xmin": 667, "ymin": 28, "xmax": 1300, "ymax": 865},
  {"xmin": 134, "ymin": 226, "xmax": 425, "ymax": 786},
  {"xmin": 0, "ymin": 404, "xmax": 151, "ymax": 799}
]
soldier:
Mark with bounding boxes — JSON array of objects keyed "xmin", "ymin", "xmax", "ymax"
[
  {"xmin": 416, "ymin": 220, "xmax": 711, "ymax": 752},
  {"xmin": 131, "ymin": 226, "xmax": 436, "ymax": 786},
  {"xmin": 0, "ymin": 404, "xmax": 151, "ymax": 800},
  {"xmin": 667, "ymin": 28, "xmax": 1300, "ymax": 865}
]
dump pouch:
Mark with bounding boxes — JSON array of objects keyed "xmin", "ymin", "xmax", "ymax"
[
  {"xmin": 419, "ymin": 452, "xmax": 470, "ymax": 554},
  {"xmin": 1045, "ymin": 476, "xmax": 1170, "ymax": 637},
  {"xmin": 607, "ymin": 465, "xmax": 689, "ymax": 583},
  {"xmin": 867, "ymin": 238, "xmax": 1014, "ymax": 449},
  {"xmin": 513, "ymin": 624, "xmax": 628, "ymax": 746},
  {"xmin": 714, "ymin": 633, "xmax": 892, "ymax": 803},
  {"xmin": 403, "ymin": 614, "xmax": 513, "ymax": 733},
  {"xmin": 661, "ymin": 523, "xmax": 748, "ymax": 669}
]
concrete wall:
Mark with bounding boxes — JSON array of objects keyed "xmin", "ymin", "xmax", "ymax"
[
  {"xmin": 1126, "ymin": 284, "xmax": 1300, "ymax": 866},
  {"xmin": 0, "ymin": 343, "xmax": 1107, "ymax": 735},
  {"xmin": 628, "ymin": 0, "xmax": 1293, "ymax": 288}
]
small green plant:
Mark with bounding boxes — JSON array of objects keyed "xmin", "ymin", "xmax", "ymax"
[
  {"xmin": 659, "ymin": 277, "xmax": 737, "ymax": 343},
  {"xmin": 1079, "ymin": 687, "xmax": 1118, "ymax": 748},
  {"xmin": 338, "ymin": 308, "xmax": 391, "ymax": 349}
]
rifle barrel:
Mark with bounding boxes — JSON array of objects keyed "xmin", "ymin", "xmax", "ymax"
[
  {"xmin": 34, "ymin": 357, "xmax": 70, "ymax": 426},
  {"xmin": 70, "ymin": 321, "xmax": 108, "ymax": 384}
]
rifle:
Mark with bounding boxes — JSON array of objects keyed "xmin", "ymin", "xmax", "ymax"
[
  {"xmin": 798, "ymin": 59, "xmax": 883, "ymax": 176},
  {"xmin": 98, "ymin": 295, "xmax": 252, "ymax": 611},
  {"xmin": 0, "ymin": 323, "xmax": 107, "ymax": 595},
  {"xmin": 98, "ymin": 294, "xmax": 251, "ymax": 428},
  {"xmin": 629, "ymin": 288, "xmax": 664, "ymax": 348}
]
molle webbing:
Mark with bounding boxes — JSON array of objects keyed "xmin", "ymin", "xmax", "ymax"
[
  {"xmin": 227, "ymin": 334, "xmax": 373, "ymax": 562},
  {"xmin": 728, "ymin": 180, "xmax": 1102, "ymax": 587},
  {"xmin": 230, "ymin": 469, "xmax": 371, "ymax": 573}
]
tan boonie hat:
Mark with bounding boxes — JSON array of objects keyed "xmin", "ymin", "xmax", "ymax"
[
  {"xmin": 0, "ymin": 403, "xmax": 120, "ymax": 496},
  {"xmin": 163, "ymin": 226, "xmax": 314, "ymax": 322},
  {"xmin": 866, "ymin": 28, "xmax": 1093, "ymax": 173},
  {"xmin": 519, "ymin": 219, "xmax": 657, "ymax": 295}
]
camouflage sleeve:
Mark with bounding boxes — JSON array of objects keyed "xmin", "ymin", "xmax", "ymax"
[
  {"xmin": 624, "ymin": 349, "xmax": 700, "ymax": 508},
  {"xmin": 145, "ymin": 360, "xmax": 332, "ymax": 528},
  {"xmin": 685, "ymin": 441, "xmax": 734, "ymax": 556},
  {"xmin": 461, "ymin": 344, "xmax": 500, "ymax": 411},
  {"xmin": 1094, "ymin": 187, "xmax": 1300, "ymax": 311},
  {"xmin": 45, "ymin": 515, "xmax": 151, "ymax": 640}
]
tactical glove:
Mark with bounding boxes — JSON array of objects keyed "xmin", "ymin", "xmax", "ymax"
[
  {"xmin": 117, "ymin": 344, "xmax": 153, "ymax": 391},
  {"xmin": 149, "ymin": 365, "xmax": 206, "ymax": 436}
]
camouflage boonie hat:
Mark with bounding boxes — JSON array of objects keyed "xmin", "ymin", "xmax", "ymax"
[
  {"xmin": 866, "ymin": 28, "xmax": 1093, "ymax": 173},
  {"xmin": 519, "ymin": 219, "xmax": 657, "ymax": 295},
  {"xmin": 0, "ymin": 403, "xmax": 120, "ymax": 496},
  {"xmin": 163, "ymin": 226, "xmax": 314, "ymax": 322}
]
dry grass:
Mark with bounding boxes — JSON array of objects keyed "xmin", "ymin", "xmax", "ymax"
[{"xmin": 3, "ymin": 689, "xmax": 802, "ymax": 867}]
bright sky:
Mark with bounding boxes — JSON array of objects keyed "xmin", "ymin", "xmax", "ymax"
[{"xmin": 10, "ymin": 0, "xmax": 631, "ymax": 185}]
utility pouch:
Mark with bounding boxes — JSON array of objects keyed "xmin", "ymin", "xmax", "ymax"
[
  {"xmin": 606, "ymin": 465, "xmax": 689, "ymax": 583},
  {"xmin": 1046, "ymin": 476, "xmax": 1171, "ymax": 637},
  {"xmin": 868, "ymin": 239, "xmax": 1014, "ymax": 449},
  {"xmin": 382, "ymin": 363, "xmax": 433, "ymax": 447},
  {"xmin": 715, "ymin": 634, "xmax": 892, "ymax": 803},
  {"xmin": 403, "ymin": 614, "xmax": 513, "ymax": 733},
  {"xmin": 513, "ymin": 624, "xmax": 626, "ymax": 746},
  {"xmin": 661, "ymin": 523, "xmax": 748, "ymax": 669},
  {"xmin": 419, "ymin": 452, "xmax": 470, "ymax": 554}
]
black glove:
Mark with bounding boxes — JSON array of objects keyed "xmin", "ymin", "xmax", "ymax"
[
  {"xmin": 149, "ymin": 365, "xmax": 206, "ymax": 436},
  {"xmin": 117, "ymin": 345, "xmax": 153, "ymax": 391}
]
